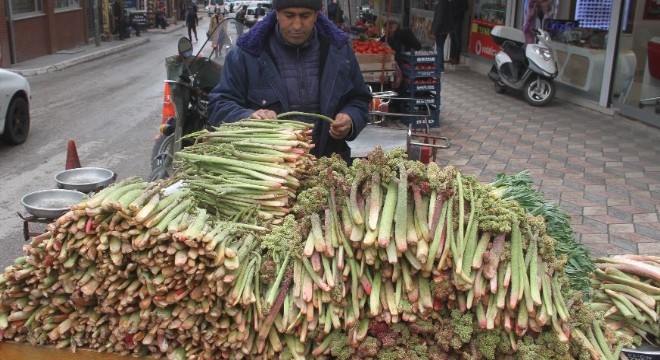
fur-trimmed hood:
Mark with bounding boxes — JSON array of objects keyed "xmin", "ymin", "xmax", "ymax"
[{"xmin": 236, "ymin": 11, "xmax": 350, "ymax": 56}]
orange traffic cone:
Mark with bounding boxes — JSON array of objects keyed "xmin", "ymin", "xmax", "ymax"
[
  {"xmin": 65, "ymin": 140, "xmax": 81, "ymax": 170},
  {"xmin": 162, "ymin": 82, "xmax": 175, "ymax": 125}
]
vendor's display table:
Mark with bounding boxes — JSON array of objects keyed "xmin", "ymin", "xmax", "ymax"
[{"xmin": 0, "ymin": 342, "xmax": 152, "ymax": 360}]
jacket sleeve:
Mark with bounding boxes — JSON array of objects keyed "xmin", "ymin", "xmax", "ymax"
[
  {"xmin": 403, "ymin": 29, "xmax": 422, "ymax": 51},
  {"xmin": 337, "ymin": 48, "xmax": 372, "ymax": 142},
  {"xmin": 207, "ymin": 48, "xmax": 256, "ymax": 125}
]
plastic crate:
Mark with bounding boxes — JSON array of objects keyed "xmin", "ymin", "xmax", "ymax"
[
  {"xmin": 402, "ymin": 96, "xmax": 440, "ymax": 111},
  {"xmin": 401, "ymin": 79, "xmax": 441, "ymax": 93},
  {"xmin": 396, "ymin": 51, "xmax": 439, "ymax": 66},
  {"xmin": 401, "ymin": 67, "xmax": 441, "ymax": 79},
  {"xmin": 399, "ymin": 109, "xmax": 440, "ymax": 128}
]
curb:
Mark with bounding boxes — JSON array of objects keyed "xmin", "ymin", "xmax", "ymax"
[{"xmin": 12, "ymin": 37, "xmax": 151, "ymax": 77}]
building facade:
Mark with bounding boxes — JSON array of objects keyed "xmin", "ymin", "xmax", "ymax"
[
  {"xmin": 0, "ymin": 0, "xmax": 184, "ymax": 68},
  {"xmin": 1, "ymin": 0, "xmax": 91, "ymax": 68}
]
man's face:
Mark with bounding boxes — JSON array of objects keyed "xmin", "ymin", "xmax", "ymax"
[{"xmin": 276, "ymin": 7, "xmax": 318, "ymax": 46}]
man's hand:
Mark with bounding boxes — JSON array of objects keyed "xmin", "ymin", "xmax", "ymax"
[
  {"xmin": 330, "ymin": 113, "xmax": 353, "ymax": 139},
  {"xmin": 249, "ymin": 109, "xmax": 277, "ymax": 120}
]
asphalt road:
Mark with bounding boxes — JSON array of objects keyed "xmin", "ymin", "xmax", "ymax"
[{"xmin": 0, "ymin": 20, "xmax": 216, "ymax": 269}]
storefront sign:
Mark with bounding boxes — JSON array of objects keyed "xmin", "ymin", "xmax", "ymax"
[
  {"xmin": 644, "ymin": 0, "xmax": 660, "ymax": 19},
  {"xmin": 131, "ymin": 12, "xmax": 148, "ymax": 25},
  {"xmin": 468, "ymin": 19, "xmax": 500, "ymax": 60}
]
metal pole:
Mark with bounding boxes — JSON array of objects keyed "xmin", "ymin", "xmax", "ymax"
[
  {"xmin": 599, "ymin": 0, "xmax": 622, "ymax": 107},
  {"xmin": 6, "ymin": 0, "xmax": 17, "ymax": 64},
  {"xmin": 94, "ymin": 0, "xmax": 101, "ymax": 46}
]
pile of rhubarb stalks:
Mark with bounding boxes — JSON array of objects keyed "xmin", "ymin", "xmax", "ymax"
[
  {"xmin": 0, "ymin": 118, "xmax": 653, "ymax": 359},
  {"xmin": 589, "ymin": 255, "xmax": 659, "ymax": 354}
]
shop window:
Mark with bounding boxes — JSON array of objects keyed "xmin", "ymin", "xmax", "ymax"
[
  {"xmin": 55, "ymin": 0, "xmax": 80, "ymax": 10},
  {"xmin": 55, "ymin": 0, "xmax": 81, "ymax": 9},
  {"xmin": 575, "ymin": 0, "xmax": 611, "ymax": 30},
  {"xmin": 412, "ymin": 0, "xmax": 434, "ymax": 11},
  {"xmin": 11, "ymin": 0, "xmax": 43, "ymax": 14}
]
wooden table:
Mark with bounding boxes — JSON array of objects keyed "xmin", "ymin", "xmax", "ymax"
[{"xmin": 0, "ymin": 342, "xmax": 153, "ymax": 360}]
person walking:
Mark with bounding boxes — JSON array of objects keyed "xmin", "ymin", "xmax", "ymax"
[
  {"xmin": 234, "ymin": 5, "xmax": 247, "ymax": 36},
  {"xmin": 112, "ymin": 0, "xmax": 126, "ymax": 40},
  {"xmin": 449, "ymin": 0, "xmax": 468, "ymax": 64},
  {"xmin": 207, "ymin": 0, "xmax": 372, "ymax": 163},
  {"xmin": 186, "ymin": 6, "xmax": 199, "ymax": 42},
  {"xmin": 255, "ymin": 3, "xmax": 266, "ymax": 20},
  {"xmin": 208, "ymin": 10, "xmax": 226, "ymax": 57},
  {"xmin": 431, "ymin": 0, "xmax": 453, "ymax": 71}
]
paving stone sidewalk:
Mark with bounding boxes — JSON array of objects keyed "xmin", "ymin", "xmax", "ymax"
[{"xmin": 436, "ymin": 67, "xmax": 660, "ymax": 257}]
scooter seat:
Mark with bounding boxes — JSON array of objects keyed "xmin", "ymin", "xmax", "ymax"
[{"xmin": 502, "ymin": 42, "xmax": 526, "ymax": 64}]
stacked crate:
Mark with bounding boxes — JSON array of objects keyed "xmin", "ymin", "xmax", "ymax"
[{"xmin": 395, "ymin": 51, "xmax": 441, "ymax": 128}]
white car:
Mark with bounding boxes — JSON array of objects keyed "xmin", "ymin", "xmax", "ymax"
[{"xmin": 0, "ymin": 69, "xmax": 31, "ymax": 145}]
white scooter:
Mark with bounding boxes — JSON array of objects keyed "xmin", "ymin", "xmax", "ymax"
[{"xmin": 487, "ymin": 25, "xmax": 558, "ymax": 106}]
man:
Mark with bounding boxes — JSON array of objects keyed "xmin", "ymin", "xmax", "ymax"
[
  {"xmin": 186, "ymin": 6, "xmax": 199, "ymax": 42},
  {"xmin": 327, "ymin": 0, "xmax": 342, "ymax": 26},
  {"xmin": 207, "ymin": 0, "xmax": 372, "ymax": 163},
  {"xmin": 431, "ymin": 0, "xmax": 453, "ymax": 71},
  {"xmin": 122, "ymin": 14, "xmax": 141, "ymax": 38},
  {"xmin": 235, "ymin": 4, "xmax": 247, "ymax": 35},
  {"xmin": 255, "ymin": 3, "xmax": 267, "ymax": 19},
  {"xmin": 112, "ymin": 0, "xmax": 125, "ymax": 40},
  {"xmin": 449, "ymin": 0, "xmax": 468, "ymax": 64},
  {"xmin": 235, "ymin": 4, "xmax": 248, "ymax": 24},
  {"xmin": 156, "ymin": 7, "xmax": 169, "ymax": 29},
  {"xmin": 380, "ymin": 19, "xmax": 421, "ymax": 54}
]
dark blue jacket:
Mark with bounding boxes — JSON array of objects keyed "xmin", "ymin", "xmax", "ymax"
[{"xmin": 207, "ymin": 12, "xmax": 372, "ymax": 160}]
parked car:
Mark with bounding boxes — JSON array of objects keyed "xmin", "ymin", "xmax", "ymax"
[
  {"xmin": 244, "ymin": 3, "xmax": 270, "ymax": 23},
  {"xmin": 0, "ymin": 69, "xmax": 31, "ymax": 145}
]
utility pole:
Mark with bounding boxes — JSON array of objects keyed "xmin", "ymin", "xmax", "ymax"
[{"xmin": 94, "ymin": 0, "xmax": 101, "ymax": 46}]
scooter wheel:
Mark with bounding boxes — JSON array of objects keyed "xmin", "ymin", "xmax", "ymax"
[
  {"xmin": 523, "ymin": 77, "xmax": 555, "ymax": 106},
  {"xmin": 494, "ymin": 82, "xmax": 507, "ymax": 94},
  {"xmin": 148, "ymin": 134, "xmax": 175, "ymax": 181}
]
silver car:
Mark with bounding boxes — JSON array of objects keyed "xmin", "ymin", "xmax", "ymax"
[{"xmin": 0, "ymin": 69, "xmax": 31, "ymax": 145}]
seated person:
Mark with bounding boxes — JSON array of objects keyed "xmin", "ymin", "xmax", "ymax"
[
  {"xmin": 380, "ymin": 19, "xmax": 421, "ymax": 54},
  {"xmin": 155, "ymin": 8, "xmax": 169, "ymax": 29},
  {"xmin": 123, "ymin": 15, "xmax": 141, "ymax": 37}
]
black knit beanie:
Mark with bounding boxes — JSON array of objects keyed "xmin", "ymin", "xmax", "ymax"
[{"xmin": 272, "ymin": 0, "xmax": 323, "ymax": 10}]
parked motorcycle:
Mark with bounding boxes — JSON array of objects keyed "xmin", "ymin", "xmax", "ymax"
[
  {"xmin": 487, "ymin": 25, "xmax": 558, "ymax": 106},
  {"xmin": 149, "ymin": 18, "xmax": 246, "ymax": 181}
]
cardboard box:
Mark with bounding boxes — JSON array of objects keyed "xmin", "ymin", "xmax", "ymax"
[
  {"xmin": 356, "ymin": 53, "xmax": 395, "ymax": 67},
  {"xmin": 356, "ymin": 53, "xmax": 396, "ymax": 83}
]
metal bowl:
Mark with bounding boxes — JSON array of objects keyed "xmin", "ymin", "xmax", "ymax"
[
  {"xmin": 623, "ymin": 341, "xmax": 660, "ymax": 360},
  {"xmin": 54, "ymin": 167, "xmax": 115, "ymax": 193},
  {"xmin": 21, "ymin": 189, "xmax": 86, "ymax": 219}
]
